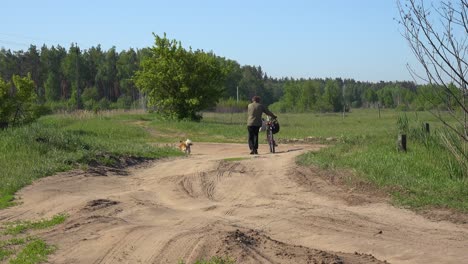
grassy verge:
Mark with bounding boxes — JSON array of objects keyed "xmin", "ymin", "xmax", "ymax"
[
  {"xmin": 178, "ymin": 256, "xmax": 235, "ymax": 264},
  {"xmin": 0, "ymin": 111, "xmax": 182, "ymax": 209},
  {"xmin": 3, "ymin": 214, "xmax": 67, "ymax": 235},
  {"xmin": 296, "ymin": 111, "xmax": 468, "ymax": 212},
  {"xmin": 0, "ymin": 214, "xmax": 67, "ymax": 264}
]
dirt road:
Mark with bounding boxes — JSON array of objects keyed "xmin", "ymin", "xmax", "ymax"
[{"xmin": 1, "ymin": 143, "xmax": 467, "ymax": 263}]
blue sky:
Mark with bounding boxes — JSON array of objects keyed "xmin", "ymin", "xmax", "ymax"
[{"xmin": 0, "ymin": 0, "xmax": 422, "ymax": 82}]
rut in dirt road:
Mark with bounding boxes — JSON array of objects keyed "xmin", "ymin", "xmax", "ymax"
[{"xmin": 0, "ymin": 143, "xmax": 466, "ymax": 264}]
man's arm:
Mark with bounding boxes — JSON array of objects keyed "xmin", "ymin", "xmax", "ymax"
[{"xmin": 263, "ymin": 105, "xmax": 277, "ymax": 119}]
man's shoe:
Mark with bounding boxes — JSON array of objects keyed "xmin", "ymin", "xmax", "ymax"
[
  {"xmin": 250, "ymin": 150, "xmax": 255, "ymax": 155},
  {"xmin": 254, "ymin": 149, "xmax": 258, "ymax": 154}
]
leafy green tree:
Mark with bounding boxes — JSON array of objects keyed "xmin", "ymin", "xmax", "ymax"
[
  {"xmin": 117, "ymin": 48, "xmax": 139, "ymax": 102},
  {"xmin": 62, "ymin": 44, "xmax": 85, "ymax": 108},
  {"xmin": 221, "ymin": 59, "xmax": 242, "ymax": 99},
  {"xmin": 281, "ymin": 80, "xmax": 301, "ymax": 112},
  {"xmin": 20, "ymin": 45, "xmax": 43, "ymax": 100},
  {"xmin": 82, "ymin": 45, "xmax": 104, "ymax": 90},
  {"xmin": 377, "ymin": 88, "xmax": 394, "ymax": 108},
  {"xmin": 322, "ymin": 79, "xmax": 343, "ymax": 112},
  {"xmin": 363, "ymin": 88, "xmax": 378, "ymax": 107},
  {"xmin": 134, "ymin": 34, "xmax": 227, "ymax": 120},
  {"xmin": 95, "ymin": 47, "xmax": 119, "ymax": 101},
  {"xmin": 42, "ymin": 45, "xmax": 66, "ymax": 101},
  {"xmin": 238, "ymin": 65, "xmax": 272, "ymax": 103},
  {"xmin": 0, "ymin": 77, "xmax": 13, "ymax": 128},
  {"xmin": 0, "ymin": 49, "xmax": 19, "ymax": 82},
  {"xmin": 0, "ymin": 74, "xmax": 39, "ymax": 127},
  {"xmin": 300, "ymin": 80, "xmax": 320, "ymax": 111}
]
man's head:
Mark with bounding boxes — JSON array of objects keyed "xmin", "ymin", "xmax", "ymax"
[{"xmin": 252, "ymin": 96, "xmax": 261, "ymax": 103}]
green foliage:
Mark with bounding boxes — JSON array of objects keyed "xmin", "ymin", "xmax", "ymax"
[
  {"xmin": 179, "ymin": 256, "xmax": 236, "ymax": 264},
  {"xmin": 0, "ymin": 44, "xmax": 453, "ymax": 114},
  {"xmin": 215, "ymin": 98, "xmax": 249, "ymax": 113},
  {"xmin": 0, "ymin": 74, "xmax": 43, "ymax": 127},
  {"xmin": 8, "ymin": 238, "xmax": 55, "ymax": 264},
  {"xmin": 396, "ymin": 113, "xmax": 409, "ymax": 134},
  {"xmin": 0, "ymin": 76, "xmax": 12, "ymax": 126},
  {"xmin": 322, "ymin": 79, "xmax": 343, "ymax": 112},
  {"xmin": 3, "ymin": 214, "xmax": 68, "ymax": 235},
  {"xmin": 274, "ymin": 78, "xmax": 346, "ymax": 113},
  {"xmin": 111, "ymin": 95, "xmax": 133, "ymax": 109},
  {"xmin": 436, "ymin": 128, "xmax": 468, "ymax": 179},
  {"xmin": 81, "ymin": 86, "xmax": 99, "ymax": 102},
  {"xmin": 0, "ymin": 214, "xmax": 67, "ymax": 264},
  {"xmin": 0, "ymin": 238, "xmax": 25, "ymax": 261},
  {"xmin": 134, "ymin": 33, "xmax": 227, "ymax": 120}
]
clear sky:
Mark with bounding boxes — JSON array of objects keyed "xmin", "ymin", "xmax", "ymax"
[{"xmin": 0, "ymin": 0, "xmax": 422, "ymax": 82}]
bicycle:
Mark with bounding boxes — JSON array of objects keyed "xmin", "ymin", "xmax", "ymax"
[{"xmin": 265, "ymin": 117, "xmax": 278, "ymax": 153}]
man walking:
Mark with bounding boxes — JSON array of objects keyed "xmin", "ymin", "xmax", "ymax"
[{"xmin": 247, "ymin": 96, "xmax": 277, "ymax": 155}]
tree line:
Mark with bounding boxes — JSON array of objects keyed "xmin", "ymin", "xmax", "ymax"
[{"xmin": 0, "ymin": 37, "xmax": 459, "ymax": 121}]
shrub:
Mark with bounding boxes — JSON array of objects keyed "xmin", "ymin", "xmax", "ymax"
[{"xmin": 0, "ymin": 74, "xmax": 44, "ymax": 127}]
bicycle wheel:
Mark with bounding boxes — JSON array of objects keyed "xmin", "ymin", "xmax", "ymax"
[{"xmin": 268, "ymin": 130, "xmax": 275, "ymax": 153}]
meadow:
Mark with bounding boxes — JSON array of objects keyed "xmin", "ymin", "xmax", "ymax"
[{"xmin": 1, "ymin": 109, "xmax": 466, "ymax": 213}]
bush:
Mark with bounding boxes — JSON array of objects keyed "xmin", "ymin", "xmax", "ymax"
[
  {"xmin": 81, "ymin": 86, "xmax": 99, "ymax": 102},
  {"xmin": 110, "ymin": 95, "xmax": 133, "ymax": 110},
  {"xmin": 83, "ymin": 99, "xmax": 98, "ymax": 111},
  {"xmin": 395, "ymin": 104, "xmax": 409, "ymax": 112},
  {"xmin": 215, "ymin": 98, "xmax": 249, "ymax": 113},
  {"xmin": 0, "ymin": 74, "xmax": 45, "ymax": 127},
  {"xmin": 98, "ymin": 98, "xmax": 111, "ymax": 110}
]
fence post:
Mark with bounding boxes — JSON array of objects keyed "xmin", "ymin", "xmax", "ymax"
[
  {"xmin": 425, "ymin": 123, "xmax": 430, "ymax": 134},
  {"xmin": 398, "ymin": 134, "xmax": 407, "ymax": 152}
]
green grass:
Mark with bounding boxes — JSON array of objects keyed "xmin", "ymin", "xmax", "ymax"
[
  {"xmin": 179, "ymin": 256, "xmax": 235, "ymax": 264},
  {"xmin": 295, "ymin": 110, "xmax": 468, "ymax": 212},
  {"xmin": 0, "ymin": 112, "xmax": 183, "ymax": 209},
  {"xmin": 0, "ymin": 238, "xmax": 27, "ymax": 261},
  {"xmin": 8, "ymin": 238, "xmax": 55, "ymax": 264},
  {"xmin": 3, "ymin": 214, "xmax": 68, "ymax": 235},
  {"xmin": 223, "ymin": 157, "xmax": 248, "ymax": 162},
  {"xmin": 146, "ymin": 109, "xmax": 448, "ymax": 143},
  {"xmin": 0, "ymin": 214, "xmax": 66, "ymax": 264}
]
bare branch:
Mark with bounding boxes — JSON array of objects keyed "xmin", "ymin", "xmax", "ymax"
[{"xmin": 397, "ymin": 0, "xmax": 468, "ymax": 143}]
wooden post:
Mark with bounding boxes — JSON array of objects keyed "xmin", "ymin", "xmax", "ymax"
[
  {"xmin": 425, "ymin": 123, "xmax": 430, "ymax": 134},
  {"xmin": 398, "ymin": 134, "xmax": 407, "ymax": 152},
  {"xmin": 378, "ymin": 103, "xmax": 381, "ymax": 119}
]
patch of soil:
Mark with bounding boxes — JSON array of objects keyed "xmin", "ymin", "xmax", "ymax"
[
  {"xmin": 294, "ymin": 165, "xmax": 468, "ymax": 225},
  {"xmin": 83, "ymin": 199, "xmax": 119, "ymax": 211},
  {"xmin": 85, "ymin": 155, "xmax": 153, "ymax": 176},
  {"xmin": 418, "ymin": 208, "xmax": 468, "ymax": 225},
  {"xmin": 219, "ymin": 228, "xmax": 387, "ymax": 264},
  {"xmin": 292, "ymin": 166, "xmax": 389, "ymax": 206}
]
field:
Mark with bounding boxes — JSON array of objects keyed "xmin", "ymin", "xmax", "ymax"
[
  {"xmin": 0, "ymin": 109, "xmax": 467, "ymax": 264},
  {"xmin": 141, "ymin": 109, "xmax": 468, "ymax": 212}
]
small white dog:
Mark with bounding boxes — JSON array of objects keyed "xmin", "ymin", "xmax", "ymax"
[{"xmin": 178, "ymin": 139, "xmax": 193, "ymax": 154}]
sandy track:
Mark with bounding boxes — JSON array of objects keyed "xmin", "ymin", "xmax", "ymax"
[{"xmin": 0, "ymin": 143, "xmax": 467, "ymax": 264}]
